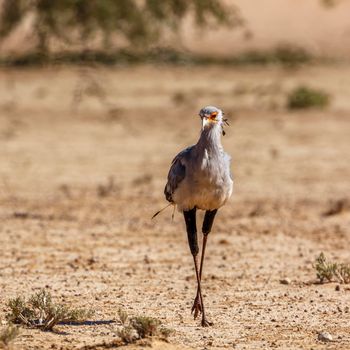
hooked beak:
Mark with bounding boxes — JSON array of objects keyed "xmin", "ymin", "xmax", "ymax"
[
  {"xmin": 201, "ymin": 116, "xmax": 207, "ymax": 129},
  {"xmin": 201, "ymin": 113, "xmax": 218, "ymax": 129}
]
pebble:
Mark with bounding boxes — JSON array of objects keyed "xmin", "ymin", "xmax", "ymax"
[
  {"xmin": 318, "ymin": 331, "xmax": 333, "ymax": 342},
  {"xmin": 280, "ymin": 278, "xmax": 291, "ymax": 285}
]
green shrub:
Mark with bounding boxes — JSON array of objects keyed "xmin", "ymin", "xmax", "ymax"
[
  {"xmin": 273, "ymin": 45, "xmax": 311, "ymax": 66},
  {"xmin": 287, "ymin": 86, "xmax": 330, "ymax": 110}
]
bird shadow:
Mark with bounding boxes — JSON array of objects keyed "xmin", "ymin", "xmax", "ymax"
[{"xmin": 58, "ymin": 319, "xmax": 116, "ymax": 326}]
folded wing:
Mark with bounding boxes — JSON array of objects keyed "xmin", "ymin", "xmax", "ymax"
[{"xmin": 164, "ymin": 146, "xmax": 193, "ymax": 203}]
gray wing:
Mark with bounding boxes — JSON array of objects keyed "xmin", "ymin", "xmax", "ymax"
[{"xmin": 164, "ymin": 146, "xmax": 193, "ymax": 203}]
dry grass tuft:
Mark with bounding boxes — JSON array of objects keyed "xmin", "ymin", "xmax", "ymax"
[
  {"xmin": 322, "ymin": 198, "xmax": 348, "ymax": 216},
  {"xmin": 337, "ymin": 264, "xmax": 350, "ymax": 284},
  {"xmin": 314, "ymin": 253, "xmax": 350, "ymax": 284},
  {"xmin": 0, "ymin": 325, "xmax": 19, "ymax": 348},
  {"xmin": 117, "ymin": 308, "xmax": 128, "ymax": 326},
  {"xmin": 130, "ymin": 316, "xmax": 161, "ymax": 338},
  {"xmin": 116, "ymin": 309, "xmax": 173, "ymax": 345},
  {"xmin": 116, "ymin": 325, "xmax": 137, "ymax": 344},
  {"xmin": 6, "ymin": 289, "xmax": 94, "ymax": 331},
  {"xmin": 97, "ymin": 176, "xmax": 118, "ymax": 198}
]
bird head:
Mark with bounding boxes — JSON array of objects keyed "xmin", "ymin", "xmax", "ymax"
[{"xmin": 199, "ymin": 106, "xmax": 229, "ymax": 135}]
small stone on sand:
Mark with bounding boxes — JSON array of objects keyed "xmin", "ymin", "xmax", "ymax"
[
  {"xmin": 318, "ymin": 331, "xmax": 333, "ymax": 342},
  {"xmin": 279, "ymin": 278, "xmax": 291, "ymax": 285}
]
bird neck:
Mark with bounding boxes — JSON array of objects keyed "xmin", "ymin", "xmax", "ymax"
[{"xmin": 197, "ymin": 123, "xmax": 223, "ymax": 153}]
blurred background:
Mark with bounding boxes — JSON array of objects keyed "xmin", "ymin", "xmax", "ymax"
[{"xmin": 1, "ymin": 1, "xmax": 350, "ymax": 349}]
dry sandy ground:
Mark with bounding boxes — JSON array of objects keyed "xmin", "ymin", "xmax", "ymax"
[{"xmin": 0, "ymin": 64, "xmax": 350, "ymax": 349}]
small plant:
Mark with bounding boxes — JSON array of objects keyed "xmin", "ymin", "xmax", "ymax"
[
  {"xmin": 97, "ymin": 176, "xmax": 118, "ymax": 197},
  {"xmin": 65, "ymin": 307, "xmax": 93, "ymax": 323},
  {"xmin": 0, "ymin": 325, "xmax": 19, "ymax": 348},
  {"xmin": 321, "ymin": 0, "xmax": 338, "ymax": 7},
  {"xmin": 337, "ymin": 263, "xmax": 350, "ymax": 284},
  {"xmin": 314, "ymin": 253, "xmax": 337, "ymax": 282},
  {"xmin": 6, "ymin": 289, "xmax": 93, "ymax": 331},
  {"xmin": 314, "ymin": 253, "xmax": 350, "ymax": 284},
  {"xmin": 158, "ymin": 326, "xmax": 174, "ymax": 339},
  {"xmin": 273, "ymin": 45, "xmax": 311, "ymax": 67},
  {"xmin": 6, "ymin": 297, "xmax": 35, "ymax": 326},
  {"xmin": 172, "ymin": 91, "xmax": 187, "ymax": 105},
  {"xmin": 117, "ymin": 308, "xmax": 128, "ymax": 325},
  {"xmin": 130, "ymin": 316, "xmax": 161, "ymax": 338},
  {"xmin": 116, "ymin": 326, "xmax": 136, "ymax": 344},
  {"xmin": 287, "ymin": 86, "xmax": 330, "ymax": 110},
  {"xmin": 116, "ymin": 309, "xmax": 173, "ymax": 345},
  {"xmin": 322, "ymin": 198, "xmax": 348, "ymax": 216}
]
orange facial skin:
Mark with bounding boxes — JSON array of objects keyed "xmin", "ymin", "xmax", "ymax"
[{"xmin": 207, "ymin": 112, "xmax": 218, "ymax": 122}]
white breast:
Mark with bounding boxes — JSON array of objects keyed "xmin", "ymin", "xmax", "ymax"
[{"xmin": 173, "ymin": 151, "xmax": 233, "ymax": 211}]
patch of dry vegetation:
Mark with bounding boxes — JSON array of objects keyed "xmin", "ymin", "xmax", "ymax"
[
  {"xmin": 287, "ymin": 86, "xmax": 330, "ymax": 110},
  {"xmin": 116, "ymin": 309, "xmax": 173, "ymax": 345},
  {"xmin": 0, "ymin": 325, "xmax": 19, "ymax": 349},
  {"xmin": 6, "ymin": 289, "xmax": 93, "ymax": 331},
  {"xmin": 322, "ymin": 198, "xmax": 349, "ymax": 216},
  {"xmin": 97, "ymin": 176, "xmax": 119, "ymax": 198},
  {"xmin": 314, "ymin": 253, "xmax": 350, "ymax": 284}
]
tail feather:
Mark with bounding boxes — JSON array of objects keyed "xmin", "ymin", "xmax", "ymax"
[{"xmin": 151, "ymin": 203, "xmax": 173, "ymax": 219}]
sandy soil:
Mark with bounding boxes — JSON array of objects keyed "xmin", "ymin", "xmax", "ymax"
[{"xmin": 0, "ymin": 64, "xmax": 350, "ymax": 349}]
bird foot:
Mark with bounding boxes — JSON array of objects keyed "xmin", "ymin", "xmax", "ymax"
[
  {"xmin": 201, "ymin": 318, "xmax": 213, "ymax": 327},
  {"xmin": 191, "ymin": 295, "xmax": 202, "ymax": 319}
]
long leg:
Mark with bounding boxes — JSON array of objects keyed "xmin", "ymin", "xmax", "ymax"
[
  {"xmin": 191, "ymin": 209, "xmax": 217, "ymax": 325},
  {"xmin": 201, "ymin": 209, "xmax": 217, "ymax": 277},
  {"xmin": 183, "ymin": 208, "xmax": 208, "ymax": 326},
  {"xmin": 183, "ymin": 207, "xmax": 198, "ymax": 257}
]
